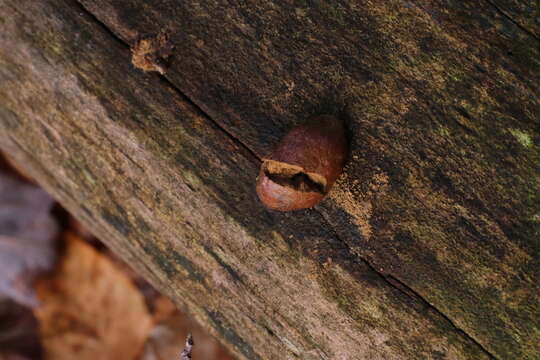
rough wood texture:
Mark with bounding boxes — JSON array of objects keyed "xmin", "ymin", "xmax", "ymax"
[
  {"xmin": 0, "ymin": 0, "xmax": 538, "ymax": 359},
  {"xmin": 489, "ymin": 0, "xmax": 540, "ymax": 39}
]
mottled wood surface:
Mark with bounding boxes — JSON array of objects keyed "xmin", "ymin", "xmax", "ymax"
[
  {"xmin": 490, "ymin": 0, "xmax": 540, "ymax": 38},
  {"xmin": 0, "ymin": 0, "xmax": 538, "ymax": 359}
]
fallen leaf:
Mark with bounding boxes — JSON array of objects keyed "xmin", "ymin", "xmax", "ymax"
[
  {"xmin": 141, "ymin": 297, "xmax": 235, "ymax": 360},
  {"xmin": 34, "ymin": 233, "xmax": 152, "ymax": 360},
  {"xmin": 0, "ymin": 352, "xmax": 33, "ymax": 360},
  {"xmin": 0, "ymin": 172, "xmax": 58, "ymax": 306},
  {"xmin": 0, "ymin": 299, "xmax": 42, "ymax": 359}
]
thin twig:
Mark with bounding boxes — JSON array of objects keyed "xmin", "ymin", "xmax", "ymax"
[{"xmin": 180, "ymin": 333, "xmax": 194, "ymax": 360}]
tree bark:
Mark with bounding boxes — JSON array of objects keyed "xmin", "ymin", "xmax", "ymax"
[{"xmin": 0, "ymin": 0, "xmax": 538, "ymax": 359}]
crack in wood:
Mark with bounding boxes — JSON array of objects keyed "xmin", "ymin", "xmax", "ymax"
[
  {"xmin": 384, "ymin": 274, "xmax": 497, "ymax": 359},
  {"xmin": 311, "ymin": 207, "xmax": 498, "ymax": 360},
  {"xmin": 71, "ymin": 0, "xmax": 261, "ymax": 163},
  {"xmin": 484, "ymin": 0, "xmax": 540, "ymax": 41}
]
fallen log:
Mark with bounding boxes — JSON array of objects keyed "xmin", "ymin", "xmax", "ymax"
[{"xmin": 0, "ymin": 0, "xmax": 538, "ymax": 358}]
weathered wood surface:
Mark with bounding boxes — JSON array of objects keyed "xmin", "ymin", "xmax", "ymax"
[
  {"xmin": 0, "ymin": 0, "xmax": 538, "ymax": 359},
  {"xmin": 74, "ymin": 0, "xmax": 540, "ymax": 358},
  {"xmin": 489, "ymin": 0, "xmax": 540, "ymax": 39}
]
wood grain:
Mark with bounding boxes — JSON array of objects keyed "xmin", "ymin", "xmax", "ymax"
[
  {"xmin": 74, "ymin": 0, "xmax": 540, "ymax": 358},
  {"xmin": 0, "ymin": 0, "xmax": 538, "ymax": 358}
]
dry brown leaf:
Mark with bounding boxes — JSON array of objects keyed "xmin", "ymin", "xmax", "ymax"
[
  {"xmin": 0, "ymin": 299, "xmax": 42, "ymax": 359},
  {"xmin": 0, "ymin": 352, "xmax": 33, "ymax": 360},
  {"xmin": 0, "ymin": 172, "xmax": 58, "ymax": 306},
  {"xmin": 141, "ymin": 297, "xmax": 235, "ymax": 360},
  {"xmin": 34, "ymin": 233, "xmax": 152, "ymax": 360}
]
